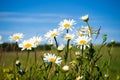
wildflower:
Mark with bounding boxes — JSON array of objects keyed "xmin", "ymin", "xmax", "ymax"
[
  {"xmin": 18, "ymin": 39, "xmax": 35, "ymax": 51},
  {"xmin": 59, "ymin": 19, "xmax": 76, "ymax": 31},
  {"xmin": 3, "ymin": 68, "xmax": 10, "ymax": 73},
  {"xmin": 76, "ymin": 76, "xmax": 83, "ymax": 80},
  {"xmin": 16, "ymin": 60, "xmax": 21, "ymax": 67},
  {"xmin": 43, "ymin": 53, "xmax": 62, "ymax": 65},
  {"xmin": 75, "ymin": 36, "xmax": 91, "ymax": 50},
  {"xmin": 64, "ymin": 33, "xmax": 74, "ymax": 41},
  {"xmin": 44, "ymin": 29, "xmax": 60, "ymax": 40},
  {"xmin": 48, "ymin": 40, "xmax": 54, "ymax": 46},
  {"xmin": 62, "ymin": 65, "xmax": 69, "ymax": 71},
  {"xmin": 6, "ymin": 74, "xmax": 14, "ymax": 79},
  {"xmin": 80, "ymin": 26, "xmax": 91, "ymax": 36},
  {"xmin": 110, "ymin": 39, "xmax": 115, "ymax": 44},
  {"xmin": 104, "ymin": 74, "xmax": 109, "ymax": 78},
  {"xmin": 30, "ymin": 36, "xmax": 42, "ymax": 46},
  {"xmin": 57, "ymin": 44, "xmax": 65, "ymax": 52},
  {"xmin": 18, "ymin": 68, "xmax": 25, "ymax": 75},
  {"xmin": 9, "ymin": 33, "xmax": 23, "ymax": 42},
  {"xmin": 75, "ymin": 51, "xmax": 81, "ymax": 56},
  {"xmin": 81, "ymin": 14, "xmax": 89, "ymax": 22}
]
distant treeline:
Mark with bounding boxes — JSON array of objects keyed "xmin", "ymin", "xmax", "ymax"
[{"xmin": 0, "ymin": 43, "xmax": 51, "ymax": 52}]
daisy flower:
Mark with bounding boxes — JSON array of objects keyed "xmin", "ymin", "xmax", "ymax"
[
  {"xmin": 44, "ymin": 29, "xmax": 60, "ymax": 40},
  {"xmin": 57, "ymin": 44, "xmax": 65, "ymax": 52},
  {"xmin": 64, "ymin": 33, "xmax": 74, "ymax": 41},
  {"xmin": 75, "ymin": 36, "xmax": 91, "ymax": 50},
  {"xmin": 9, "ymin": 33, "xmax": 23, "ymax": 42},
  {"xmin": 76, "ymin": 75, "xmax": 83, "ymax": 80},
  {"xmin": 29, "ymin": 36, "xmax": 42, "ymax": 46},
  {"xmin": 81, "ymin": 14, "xmax": 89, "ymax": 22},
  {"xmin": 80, "ymin": 26, "xmax": 91, "ymax": 36},
  {"xmin": 43, "ymin": 53, "xmax": 62, "ymax": 65},
  {"xmin": 62, "ymin": 65, "xmax": 69, "ymax": 71},
  {"xmin": 18, "ymin": 39, "xmax": 35, "ymax": 51},
  {"xmin": 59, "ymin": 19, "xmax": 76, "ymax": 31}
]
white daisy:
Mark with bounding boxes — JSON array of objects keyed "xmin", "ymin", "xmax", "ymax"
[
  {"xmin": 81, "ymin": 14, "xmax": 89, "ymax": 22},
  {"xmin": 75, "ymin": 36, "xmax": 91, "ymax": 50},
  {"xmin": 62, "ymin": 65, "xmax": 69, "ymax": 71},
  {"xmin": 76, "ymin": 75, "xmax": 83, "ymax": 80},
  {"xmin": 64, "ymin": 33, "xmax": 74, "ymax": 41},
  {"xmin": 43, "ymin": 53, "xmax": 62, "ymax": 65},
  {"xmin": 57, "ymin": 44, "xmax": 65, "ymax": 52},
  {"xmin": 18, "ymin": 39, "xmax": 35, "ymax": 51},
  {"xmin": 44, "ymin": 29, "xmax": 60, "ymax": 40},
  {"xmin": 9, "ymin": 33, "xmax": 23, "ymax": 42},
  {"xmin": 59, "ymin": 19, "xmax": 76, "ymax": 31},
  {"xmin": 29, "ymin": 36, "xmax": 42, "ymax": 46},
  {"xmin": 80, "ymin": 26, "xmax": 91, "ymax": 36}
]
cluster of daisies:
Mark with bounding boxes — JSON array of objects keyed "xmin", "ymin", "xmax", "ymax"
[{"xmin": 2, "ymin": 15, "xmax": 92, "ymax": 67}]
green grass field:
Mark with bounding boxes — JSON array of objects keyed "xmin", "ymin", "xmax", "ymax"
[{"xmin": 0, "ymin": 46, "xmax": 120, "ymax": 80}]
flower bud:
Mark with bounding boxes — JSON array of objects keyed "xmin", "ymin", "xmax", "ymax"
[
  {"xmin": 110, "ymin": 40, "xmax": 115, "ymax": 44},
  {"xmin": 81, "ymin": 15, "xmax": 89, "ymax": 22},
  {"xmin": 62, "ymin": 65, "xmax": 69, "ymax": 71},
  {"xmin": 16, "ymin": 60, "xmax": 21, "ymax": 67}
]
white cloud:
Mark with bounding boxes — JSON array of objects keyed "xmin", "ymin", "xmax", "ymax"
[{"xmin": 0, "ymin": 12, "xmax": 72, "ymax": 23}]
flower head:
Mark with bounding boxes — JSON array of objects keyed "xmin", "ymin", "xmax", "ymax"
[
  {"xmin": 43, "ymin": 53, "xmax": 62, "ymax": 65},
  {"xmin": 64, "ymin": 33, "xmax": 74, "ymax": 41},
  {"xmin": 76, "ymin": 76, "xmax": 83, "ymax": 80},
  {"xmin": 18, "ymin": 39, "xmax": 35, "ymax": 51},
  {"xmin": 16, "ymin": 60, "xmax": 21, "ymax": 67},
  {"xmin": 57, "ymin": 44, "xmax": 65, "ymax": 52},
  {"xmin": 9, "ymin": 33, "xmax": 23, "ymax": 42},
  {"xmin": 62, "ymin": 65, "xmax": 69, "ymax": 71},
  {"xmin": 81, "ymin": 14, "xmax": 89, "ymax": 22},
  {"xmin": 29, "ymin": 36, "xmax": 42, "ymax": 46},
  {"xmin": 75, "ymin": 36, "xmax": 91, "ymax": 50},
  {"xmin": 59, "ymin": 19, "xmax": 76, "ymax": 31},
  {"xmin": 45, "ymin": 29, "xmax": 60, "ymax": 40}
]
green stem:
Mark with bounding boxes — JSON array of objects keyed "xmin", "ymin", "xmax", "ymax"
[
  {"xmin": 86, "ymin": 22, "xmax": 92, "ymax": 37},
  {"xmin": 15, "ymin": 42, "xmax": 19, "ymax": 60},
  {"xmin": 54, "ymin": 37, "xmax": 58, "ymax": 48},
  {"xmin": 65, "ymin": 39, "xmax": 70, "ymax": 63}
]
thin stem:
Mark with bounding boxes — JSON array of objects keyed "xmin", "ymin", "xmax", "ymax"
[
  {"xmin": 66, "ymin": 29, "xmax": 69, "ymax": 33},
  {"xmin": 54, "ymin": 37, "xmax": 58, "ymax": 48},
  {"xmin": 65, "ymin": 39, "xmax": 70, "ymax": 63},
  {"xmin": 86, "ymin": 22, "xmax": 92, "ymax": 37}
]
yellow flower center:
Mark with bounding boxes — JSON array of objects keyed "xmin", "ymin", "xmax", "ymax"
[
  {"xmin": 13, "ymin": 36, "xmax": 20, "ymax": 40},
  {"xmin": 49, "ymin": 57, "xmax": 56, "ymax": 62},
  {"xmin": 34, "ymin": 40, "xmax": 40, "ymax": 44},
  {"xmin": 78, "ymin": 33, "xmax": 83, "ymax": 37},
  {"xmin": 25, "ymin": 43, "xmax": 32, "ymax": 48},
  {"xmin": 79, "ymin": 39, "xmax": 86, "ymax": 45},
  {"xmin": 51, "ymin": 33, "xmax": 56, "ymax": 37},
  {"xmin": 64, "ymin": 23, "xmax": 70, "ymax": 28}
]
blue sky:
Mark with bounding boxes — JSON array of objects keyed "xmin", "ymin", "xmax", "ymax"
[{"xmin": 0, "ymin": 0, "xmax": 120, "ymax": 44}]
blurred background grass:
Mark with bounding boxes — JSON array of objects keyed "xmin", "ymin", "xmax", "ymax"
[{"xmin": 0, "ymin": 43, "xmax": 120, "ymax": 80}]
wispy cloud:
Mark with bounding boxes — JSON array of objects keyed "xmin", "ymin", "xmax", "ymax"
[{"xmin": 0, "ymin": 12, "xmax": 72, "ymax": 23}]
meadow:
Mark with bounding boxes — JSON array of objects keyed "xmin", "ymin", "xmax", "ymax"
[
  {"xmin": 0, "ymin": 15, "xmax": 120, "ymax": 80},
  {"xmin": 0, "ymin": 45, "xmax": 120, "ymax": 80}
]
